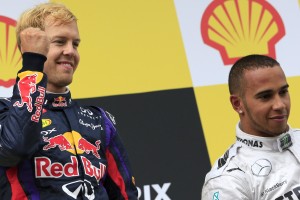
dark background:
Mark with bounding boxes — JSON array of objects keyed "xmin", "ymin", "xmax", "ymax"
[{"xmin": 76, "ymin": 88, "xmax": 211, "ymax": 199}]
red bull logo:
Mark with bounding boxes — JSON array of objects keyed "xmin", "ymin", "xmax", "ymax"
[
  {"xmin": 42, "ymin": 131, "xmax": 101, "ymax": 159},
  {"xmin": 43, "ymin": 135, "xmax": 72, "ymax": 151},
  {"xmin": 52, "ymin": 96, "xmax": 67, "ymax": 107},
  {"xmin": 31, "ymin": 86, "xmax": 45, "ymax": 122},
  {"xmin": 35, "ymin": 156, "xmax": 106, "ymax": 182},
  {"xmin": 78, "ymin": 138, "xmax": 101, "ymax": 159},
  {"xmin": 13, "ymin": 73, "xmax": 37, "ymax": 112},
  {"xmin": 81, "ymin": 156, "xmax": 106, "ymax": 181},
  {"xmin": 40, "ymin": 132, "xmax": 106, "ymax": 181}
]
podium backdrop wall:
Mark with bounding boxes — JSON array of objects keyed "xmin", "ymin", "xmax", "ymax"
[{"xmin": 0, "ymin": 0, "xmax": 300, "ymax": 199}]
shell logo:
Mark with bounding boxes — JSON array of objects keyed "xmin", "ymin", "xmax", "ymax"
[
  {"xmin": 0, "ymin": 15, "xmax": 21, "ymax": 87},
  {"xmin": 201, "ymin": 0, "xmax": 285, "ymax": 65}
]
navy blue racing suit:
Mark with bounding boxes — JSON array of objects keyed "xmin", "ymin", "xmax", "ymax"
[{"xmin": 0, "ymin": 52, "xmax": 138, "ymax": 200}]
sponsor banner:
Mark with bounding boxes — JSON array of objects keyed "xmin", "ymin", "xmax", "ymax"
[
  {"xmin": 1, "ymin": 1, "xmax": 300, "ymax": 199},
  {"xmin": 174, "ymin": 0, "xmax": 300, "ymax": 87},
  {"xmin": 53, "ymin": 0, "xmax": 192, "ymax": 98}
]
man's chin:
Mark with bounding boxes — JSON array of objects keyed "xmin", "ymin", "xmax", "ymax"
[{"xmin": 272, "ymin": 127, "xmax": 289, "ymax": 136}]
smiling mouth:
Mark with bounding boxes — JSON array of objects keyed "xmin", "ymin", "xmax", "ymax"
[
  {"xmin": 269, "ymin": 116, "xmax": 288, "ymax": 123},
  {"xmin": 57, "ymin": 62, "xmax": 75, "ymax": 72},
  {"xmin": 58, "ymin": 62, "xmax": 73, "ymax": 67}
]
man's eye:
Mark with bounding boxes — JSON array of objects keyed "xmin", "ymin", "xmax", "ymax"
[
  {"xmin": 280, "ymin": 89, "xmax": 289, "ymax": 96},
  {"xmin": 259, "ymin": 94, "xmax": 271, "ymax": 100},
  {"xmin": 73, "ymin": 42, "xmax": 79, "ymax": 48},
  {"xmin": 55, "ymin": 40, "xmax": 64, "ymax": 45}
]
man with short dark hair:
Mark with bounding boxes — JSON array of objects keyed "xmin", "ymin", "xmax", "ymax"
[{"xmin": 202, "ymin": 54, "xmax": 300, "ymax": 199}]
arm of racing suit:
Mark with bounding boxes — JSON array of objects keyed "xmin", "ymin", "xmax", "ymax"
[
  {"xmin": 201, "ymin": 174, "xmax": 252, "ymax": 200},
  {"xmin": 100, "ymin": 109, "xmax": 138, "ymax": 200},
  {"xmin": 0, "ymin": 52, "xmax": 47, "ymax": 166}
]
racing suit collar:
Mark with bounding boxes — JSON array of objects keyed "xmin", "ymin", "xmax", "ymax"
[
  {"xmin": 236, "ymin": 122, "xmax": 293, "ymax": 152},
  {"xmin": 44, "ymin": 87, "xmax": 72, "ymax": 110}
]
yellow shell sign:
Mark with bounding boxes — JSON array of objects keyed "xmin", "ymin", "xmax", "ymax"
[
  {"xmin": 0, "ymin": 16, "xmax": 21, "ymax": 88},
  {"xmin": 201, "ymin": 0, "xmax": 285, "ymax": 65}
]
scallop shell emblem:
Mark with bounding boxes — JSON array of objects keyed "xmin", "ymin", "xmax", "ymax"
[
  {"xmin": 201, "ymin": 0, "xmax": 285, "ymax": 65},
  {"xmin": 0, "ymin": 16, "xmax": 21, "ymax": 88}
]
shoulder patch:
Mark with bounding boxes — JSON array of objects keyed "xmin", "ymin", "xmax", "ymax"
[
  {"xmin": 217, "ymin": 148, "xmax": 230, "ymax": 169},
  {"xmin": 205, "ymin": 143, "xmax": 242, "ymax": 182},
  {"xmin": 105, "ymin": 111, "xmax": 116, "ymax": 125},
  {"xmin": 90, "ymin": 106, "xmax": 117, "ymax": 131}
]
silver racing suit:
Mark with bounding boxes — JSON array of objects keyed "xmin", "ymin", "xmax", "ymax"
[{"xmin": 202, "ymin": 123, "xmax": 300, "ymax": 200}]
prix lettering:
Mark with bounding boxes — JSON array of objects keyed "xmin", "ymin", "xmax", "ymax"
[{"xmin": 137, "ymin": 183, "xmax": 171, "ymax": 200}]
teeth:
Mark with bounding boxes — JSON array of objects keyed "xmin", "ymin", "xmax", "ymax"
[{"xmin": 61, "ymin": 63, "xmax": 71, "ymax": 66}]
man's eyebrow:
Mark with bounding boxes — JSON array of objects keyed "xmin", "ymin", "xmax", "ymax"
[
  {"xmin": 254, "ymin": 84, "xmax": 289, "ymax": 97},
  {"xmin": 282, "ymin": 84, "xmax": 289, "ymax": 89},
  {"xmin": 255, "ymin": 90, "xmax": 272, "ymax": 98},
  {"xmin": 51, "ymin": 36, "xmax": 81, "ymax": 41}
]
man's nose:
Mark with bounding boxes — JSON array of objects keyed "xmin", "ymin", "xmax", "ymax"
[
  {"xmin": 272, "ymin": 95, "xmax": 285, "ymax": 110},
  {"xmin": 63, "ymin": 42, "xmax": 75, "ymax": 56}
]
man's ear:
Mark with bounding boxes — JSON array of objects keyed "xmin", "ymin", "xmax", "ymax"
[{"xmin": 230, "ymin": 95, "xmax": 243, "ymax": 114}]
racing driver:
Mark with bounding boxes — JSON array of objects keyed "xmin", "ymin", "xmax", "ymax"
[
  {"xmin": 0, "ymin": 2, "xmax": 138, "ymax": 199},
  {"xmin": 202, "ymin": 54, "xmax": 300, "ymax": 200}
]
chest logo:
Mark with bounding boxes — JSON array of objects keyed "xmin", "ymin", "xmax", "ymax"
[
  {"xmin": 42, "ymin": 131, "xmax": 101, "ymax": 159},
  {"xmin": 251, "ymin": 159, "xmax": 272, "ymax": 176}
]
